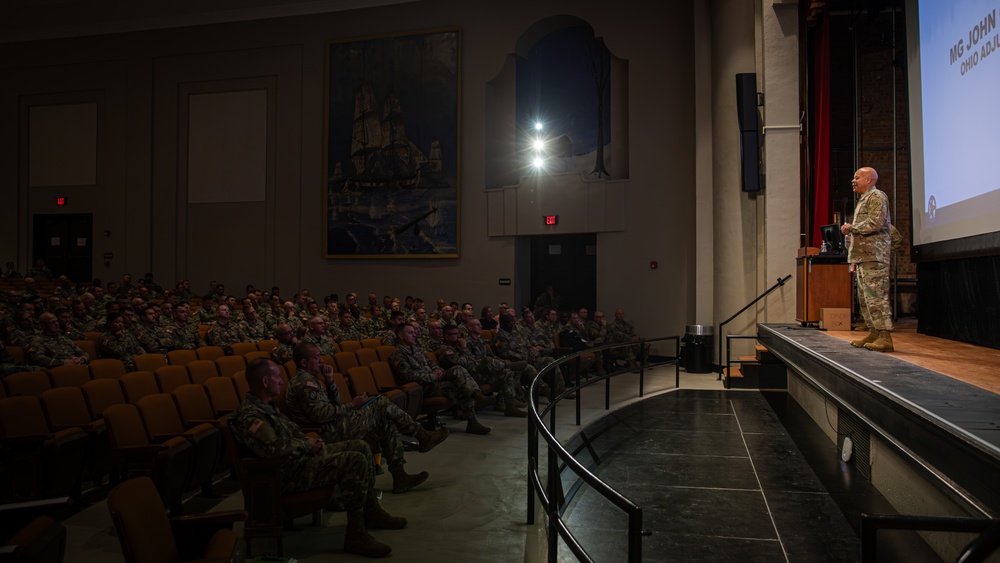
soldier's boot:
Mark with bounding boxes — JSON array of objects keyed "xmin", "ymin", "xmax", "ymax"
[
  {"xmin": 850, "ymin": 330, "xmax": 878, "ymax": 348},
  {"xmin": 864, "ymin": 330, "xmax": 894, "ymax": 353},
  {"xmin": 390, "ymin": 467, "xmax": 428, "ymax": 494},
  {"xmin": 345, "ymin": 510, "xmax": 392, "ymax": 558},
  {"xmin": 853, "ymin": 321, "xmax": 870, "ymax": 331},
  {"xmin": 415, "ymin": 425, "xmax": 449, "ymax": 453},
  {"xmin": 364, "ymin": 490, "xmax": 408, "ymax": 529},
  {"xmin": 504, "ymin": 402, "xmax": 528, "ymax": 418},
  {"xmin": 465, "ymin": 416, "xmax": 491, "ymax": 435},
  {"xmin": 472, "ymin": 390, "xmax": 492, "ymax": 410}
]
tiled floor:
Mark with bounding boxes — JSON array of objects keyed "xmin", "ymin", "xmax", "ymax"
[{"xmin": 49, "ymin": 366, "xmax": 939, "ymax": 562}]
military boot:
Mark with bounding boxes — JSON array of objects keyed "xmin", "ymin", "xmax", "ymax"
[
  {"xmin": 863, "ymin": 330, "xmax": 894, "ymax": 352},
  {"xmin": 850, "ymin": 330, "xmax": 878, "ymax": 348},
  {"xmin": 472, "ymin": 390, "xmax": 492, "ymax": 410},
  {"xmin": 345, "ymin": 510, "xmax": 392, "ymax": 558},
  {"xmin": 465, "ymin": 416, "xmax": 491, "ymax": 435},
  {"xmin": 505, "ymin": 402, "xmax": 528, "ymax": 417},
  {"xmin": 364, "ymin": 490, "xmax": 408, "ymax": 528},
  {"xmin": 390, "ymin": 467, "xmax": 428, "ymax": 494},
  {"xmin": 415, "ymin": 425, "xmax": 449, "ymax": 453}
]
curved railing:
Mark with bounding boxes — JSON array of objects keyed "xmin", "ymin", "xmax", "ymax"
[{"xmin": 526, "ymin": 336, "xmax": 679, "ymax": 563}]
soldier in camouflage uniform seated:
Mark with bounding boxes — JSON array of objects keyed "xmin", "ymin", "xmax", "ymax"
[
  {"xmin": 240, "ymin": 298, "xmax": 269, "ymax": 342},
  {"xmin": 270, "ymin": 324, "xmax": 297, "ymax": 366},
  {"xmin": 300, "ymin": 317, "xmax": 338, "ymax": 356},
  {"xmin": 285, "ymin": 342, "xmax": 448, "ymax": 494},
  {"xmin": 133, "ymin": 307, "xmax": 170, "ymax": 354},
  {"xmin": 206, "ymin": 304, "xmax": 248, "ymax": 355},
  {"xmin": 26, "ymin": 312, "xmax": 90, "ymax": 368},
  {"xmin": 492, "ymin": 312, "xmax": 564, "ymax": 400},
  {"xmin": 1, "ymin": 338, "xmax": 46, "ymax": 377},
  {"xmin": 389, "ymin": 323, "xmax": 492, "ymax": 435},
  {"xmin": 607, "ymin": 308, "xmax": 646, "ymax": 368},
  {"xmin": 229, "ymin": 358, "xmax": 406, "ymax": 558},
  {"xmin": 332, "ymin": 309, "xmax": 364, "ymax": 344},
  {"xmin": 161, "ymin": 302, "xmax": 205, "ymax": 351},
  {"xmin": 97, "ymin": 311, "xmax": 146, "ymax": 372},
  {"xmin": 435, "ymin": 323, "xmax": 526, "ymax": 417}
]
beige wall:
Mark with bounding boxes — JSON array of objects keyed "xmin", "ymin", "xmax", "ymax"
[{"xmin": 0, "ymin": 0, "xmax": 802, "ymax": 349}]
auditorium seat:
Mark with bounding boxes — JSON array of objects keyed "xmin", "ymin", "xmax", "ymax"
[
  {"xmin": 370, "ymin": 360, "xmax": 423, "ymax": 420},
  {"xmin": 185, "ymin": 360, "xmax": 219, "ymax": 385},
  {"xmin": 195, "ymin": 346, "xmax": 224, "ymax": 362},
  {"xmin": 132, "ymin": 354, "xmax": 168, "ymax": 373},
  {"xmin": 74, "ymin": 340, "xmax": 98, "ymax": 361},
  {"xmin": 338, "ymin": 340, "xmax": 362, "ymax": 353},
  {"xmin": 203, "ymin": 377, "xmax": 242, "ymax": 416},
  {"xmin": 153, "ymin": 366, "xmax": 191, "ymax": 394},
  {"xmin": 333, "ymin": 351, "xmax": 359, "ymax": 373},
  {"xmin": 81, "ymin": 378, "xmax": 127, "ymax": 419},
  {"xmin": 214, "ymin": 356, "xmax": 246, "ymax": 379},
  {"xmin": 48, "ymin": 365, "xmax": 91, "ymax": 388},
  {"xmin": 244, "ymin": 350, "xmax": 271, "ymax": 363},
  {"xmin": 346, "ymin": 366, "xmax": 407, "ymax": 414},
  {"xmin": 89, "ymin": 359, "xmax": 127, "ymax": 380},
  {"xmin": 3, "ymin": 371, "xmax": 51, "ymax": 398},
  {"xmin": 228, "ymin": 342, "xmax": 258, "ymax": 357},
  {"xmin": 120, "ymin": 371, "xmax": 160, "ymax": 404},
  {"xmin": 375, "ymin": 345, "xmax": 396, "ymax": 362},
  {"xmin": 0, "ymin": 396, "xmax": 88, "ymax": 500},
  {"xmin": 255, "ymin": 339, "xmax": 278, "ymax": 353},
  {"xmin": 166, "ymin": 350, "xmax": 197, "ymax": 367},
  {"xmin": 355, "ymin": 347, "xmax": 378, "ymax": 367},
  {"xmin": 135, "ymin": 394, "xmax": 221, "ymax": 496},
  {"xmin": 361, "ymin": 338, "xmax": 383, "ymax": 349},
  {"xmin": 39, "ymin": 387, "xmax": 113, "ymax": 485}
]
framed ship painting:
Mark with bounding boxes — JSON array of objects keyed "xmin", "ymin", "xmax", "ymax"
[{"xmin": 323, "ymin": 28, "xmax": 461, "ymax": 258}]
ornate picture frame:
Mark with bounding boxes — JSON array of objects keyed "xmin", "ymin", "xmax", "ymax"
[{"xmin": 323, "ymin": 27, "xmax": 461, "ymax": 258}]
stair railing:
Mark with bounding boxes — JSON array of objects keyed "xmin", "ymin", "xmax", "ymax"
[{"xmin": 717, "ymin": 274, "xmax": 792, "ymax": 380}]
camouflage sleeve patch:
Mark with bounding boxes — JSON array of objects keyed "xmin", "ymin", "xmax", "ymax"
[{"xmin": 249, "ymin": 419, "xmax": 264, "ymax": 433}]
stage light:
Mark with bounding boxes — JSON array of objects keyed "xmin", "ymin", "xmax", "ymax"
[
  {"xmin": 534, "ymin": 122, "xmax": 543, "ymax": 131},
  {"xmin": 533, "ymin": 138, "xmax": 546, "ymax": 151},
  {"xmin": 532, "ymin": 157, "xmax": 546, "ymax": 169}
]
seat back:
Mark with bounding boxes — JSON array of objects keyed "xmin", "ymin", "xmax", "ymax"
[
  {"xmin": 229, "ymin": 342, "xmax": 258, "ymax": 357},
  {"xmin": 120, "ymin": 371, "xmax": 160, "ymax": 404},
  {"xmin": 49, "ymin": 365, "xmax": 92, "ymax": 388},
  {"xmin": 82, "ymin": 378, "xmax": 127, "ymax": 418},
  {"xmin": 6, "ymin": 345, "xmax": 25, "ymax": 362},
  {"xmin": 172, "ymin": 384, "xmax": 217, "ymax": 426},
  {"xmin": 482, "ymin": 329, "xmax": 494, "ymax": 340},
  {"xmin": 370, "ymin": 361, "xmax": 404, "ymax": 391},
  {"xmin": 244, "ymin": 350, "xmax": 271, "ymax": 363},
  {"xmin": 132, "ymin": 353, "xmax": 168, "ymax": 373},
  {"xmin": 107, "ymin": 476, "xmax": 179, "ymax": 563},
  {"xmin": 355, "ymin": 347, "xmax": 378, "ymax": 367},
  {"xmin": 3, "ymin": 515, "xmax": 67, "ymax": 563},
  {"xmin": 135, "ymin": 394, "xmax": 186, "ymax": 440},
  {"xmin": 332, "ymin": 372, "xmax": 352, "ymax": 401},
  {"xmin": 338, "ymin": 339, "xmax": 362, "ymax": 353},
  {"xmin": 255, "ymin": 339, "xmax": 278, "ymax": 352},
  {"xmin": 89, "ymin": 358, "xmax": 127, "ymax": 380},
  {"xmin": 74, "ymin": 340, "xmax": 98, "ymax": 360},
  {"xmin": 154, "ymin": 365, "xmax": 191, "ymax": 394},
  {"xmin": 346, "ymin": 366, "xmax": 379, "ymax": 397},
  {"xmin": 215, "ymin": 355, "xmax": 246, "ymax": 378},
  {"xmin": 166, "ymin": 349, "xmax": 197, "ymax": 366},
  {"xmin": 333, "ymin": 351, "xmax": 359, "ymax": 373},
  {"xmin": 375, "ymin": 345, "xmax": 396, "ymax": 362},
  {"xmin": 0, "ymin": 396, "xmax": 50, "ymax": 439},
  {"xmin": 232, "ymin": 371, "xmax": 250, "ymax": 398},
  {"xmin": 195, "ymin": 346, "xmax": 224, "ymax": 361},
  {"xmin": 360, "ymin": 337, "xmax": 383, "ymax": 349},
  {"xmin": 187, "ymin": 359, "xmax": 220, "ymax": 384},
  {"xmin": 3, "ymin": 371, "xmax": 52, "ymax": 397},
  {"xmin": 204, "ymin": 377, "xmax": 241, "ymax": 415},
  {"xmin": 40, "ymin": 387, "xmax": 95, "ymax": 429}
]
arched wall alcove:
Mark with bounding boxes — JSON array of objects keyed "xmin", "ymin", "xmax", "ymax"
[{"xmin": 485, "ymin": 15, "xmax": 629, "ymax": 236}]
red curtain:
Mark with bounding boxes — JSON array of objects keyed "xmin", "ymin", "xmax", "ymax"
[{"xmin": 810, "ymin": 6, "xmax": 831, "ymax": 248}]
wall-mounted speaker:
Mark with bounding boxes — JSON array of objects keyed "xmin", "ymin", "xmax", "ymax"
[{"xmin": 736, "ymin": 73, "xmax": 761, "ymax": 192}]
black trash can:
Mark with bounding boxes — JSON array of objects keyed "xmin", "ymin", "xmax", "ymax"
[{"xmin": 684, "ymin": 325, "xmax": 714, "ymax": 373}]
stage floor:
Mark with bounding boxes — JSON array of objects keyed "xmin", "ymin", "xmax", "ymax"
[{"xmin": 823, "ymin": 325, "xmax": 1000, "ymax": 395}]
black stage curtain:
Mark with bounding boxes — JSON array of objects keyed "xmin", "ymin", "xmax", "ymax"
[{"xmin": 918, "ymin": 254, "xmax": 1000, "ymax": 350}]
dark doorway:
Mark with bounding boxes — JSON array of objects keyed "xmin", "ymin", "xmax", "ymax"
[
  {"xmin": 529, "ymin": 233, "xmax": 596, "ymax": 315},
  {"xmin": 32, "ymin": 214, "xmax": 93, "ymax": 282}
]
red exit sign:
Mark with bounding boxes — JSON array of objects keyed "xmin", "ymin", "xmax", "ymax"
[{"xmin": 544, "ymin": 215, "xmax": 558, "ymax": 226}]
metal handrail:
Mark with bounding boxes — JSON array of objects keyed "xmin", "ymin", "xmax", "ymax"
[
  {"xmin": 526, "ymin": 336, "xmax": 679, "ymax": 562},
  {"xmin": 722, "ymin": 333, "xmax": 759, "ymax": 389},
  {"xmin": 860, "ymin": 513, "xmax": 999, "ymax": 563},
  {"xmin": 717, "ymin": 274, "xmax": 792, "ymax": 378}
]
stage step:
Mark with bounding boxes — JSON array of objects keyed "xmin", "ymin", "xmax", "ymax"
[
  {"xmin": 726, "ymin": 344, "xmax": 787, "ymax": 389},
  {"xmin": 754, "ymin": 344, "xmax": 781, "ymax": 363}
]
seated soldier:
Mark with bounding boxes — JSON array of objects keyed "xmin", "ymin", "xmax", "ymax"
[
  {"xmin": 285, "ymin": 342, "xmax": 448, "ymax": 494},
  {"xmin": 206, "ymin": 304, "xmax": 248, "ymax": 355},
  {"xmin": 97, "ymin": 311, "xmax": 146, "ymax": 372},
  {"xmin": 270, "ymin": 323, "xmax": 297, "ymax": 366},
  {"xmin": 607, "ymin": 308, "xmax": 647, "ymax": 368},
  {"xmin": 492, "ymin": 312, "xmax": 566, "ymax": 400},
  {"xmin": 230, "ymin": 358, "xmax": 405, "ymax": 558},
  {"xmin": 161, "ymin": 301, "xmax": 205, "ymax": 350},
  {"xmin": 435, "ymin": 323, "xmax": 526, "ymax": 417},
  {"xmin": 301, "ymin": 316, "xmax": 338, "ymax": 356},
  {"xmin": 25, "ymin": 312, "xmax": 90, "ymax": 367},
  {"xmin": 389, "ymin": 323, "xmax": 492, "ymax": 435}
]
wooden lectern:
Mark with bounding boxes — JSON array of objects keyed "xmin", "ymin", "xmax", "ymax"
[{"xmin": 796, "ymin": 247, "xmax": 852, "ymax": 326}]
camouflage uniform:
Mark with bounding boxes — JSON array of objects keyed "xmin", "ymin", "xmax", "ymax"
[
  {"xmin": 133, "ymin": 321, "xmax": 170, "ymax": 354},
  {"xmin": 285, "ymin": 369, "xmax": 419, "ymax": 473},
  {"xmin": 161, "ymin": 320, "xmax": 205, "ymax": 351},
  {"xmin": 518, "ymin": 324, "xmax": 557, "ymax": 357},
  {"xmin": 847, "ymin": 186, "xmax": 893, "ymax": 331},
  {"xmin": 389, "ymin": 344, "xmax": 479, "ymax": 420},
  {"xmin": 585, "ymin": 320, "xmax": 609, "ymax": 371},
  {"xmin": 379, "ymin": 330, "xmax": 396, "ymax": 346},
  {"xmin": 301, "ymin": 332, "xmax": 338, "ymax": 356},
  {"xmin": 607, "ymin": 319, "xmax": 641, "ymax": 364},
  {"xmin": 0, "ymin": 344, "xmax": 45, "ymax": 377},
  {"xmin": 243, "ymin": 317, "xmax": 270, "ymax": 342},
  {"xmin": 334, "ymin": 324, "xmax": 364, "ymax": 343},
  {"xmin": 206, "ymin": 320, "xmax": 248, "ymax": 355},
  {"xmin": 25, "ymin": 333, "xmax": 89, "ymax": 368},
  {"xmin": 271, "ymin": 343, "xmax": 295, "ymax": 367},
  {"xmin": 97, "ymin": 331, "xmax": 146, "ymax": 372},
  {"xmin": 8, "ymin": 328, "xmax": 39, "ymax": 349},
  {"xmin": 446, "ymin": 336, "xmax": 521, "ymax": 403},
  {"xmin": 492, "ymin": 328, "xmax": 559, "ymax": 391},
  {"xmin": 229, "ymin": 392, "xmax": 371, "ymax": 505},
  {"xmin": 62, "ymin": 326, "xmax": 86, "ymax": 341}
]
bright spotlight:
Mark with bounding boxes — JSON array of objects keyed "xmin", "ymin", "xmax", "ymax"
[
  {"xmin": 532, "ymin": 157, "xmax": 546, "ymax": 168},
  {"xmin": 533, "ymin": 138, "xmax": 546, "ymax": 151},
  {"xmin": 534, "ymin": 122, "xmax": 544, "ymax": 131}
]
